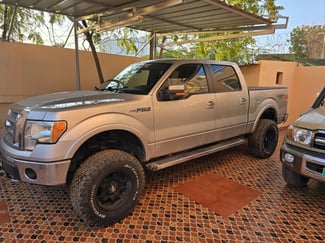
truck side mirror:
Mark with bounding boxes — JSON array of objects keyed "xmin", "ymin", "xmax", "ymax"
[
  {"xmin": 158, "ymin": 85, "xmax": 185, "ymax": 101},
  {"xmin": 169, "ymin": 85, "xmax": 185, "ymax": 96}
]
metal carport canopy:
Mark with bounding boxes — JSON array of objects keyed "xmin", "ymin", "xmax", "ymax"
[
  {"xmin": 0, "ymin": 0, "xmax": 287, "ymax": 37},
  {"xmin": 0, "ymin": 0, "xmax": 288, "ymax": 89}
]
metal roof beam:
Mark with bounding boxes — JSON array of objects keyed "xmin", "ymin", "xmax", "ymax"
[
  {"xmin": 76, "ymin": 0, "xmax": 184, "ymax": 34},
  {"xmin": 159, "ymin": 29, "xmax": 276, "ymax": 47},
  {"xmin": 145, "ymin": 14, "xmax": 201, "ymax": 32},
  {"xmin": 157, "ymin": 15, "xmax": 288, "ymax": 37},
  {"xmin": 202, "ymin": 0, "xmax": 271, "ymax": 24}
]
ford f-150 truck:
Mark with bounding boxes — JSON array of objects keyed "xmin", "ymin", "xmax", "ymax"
[
  {"xmin": 0, "ymin": 59, "xmax": 288, "ymax": 226},
  {"xmin": 281, "ymin": 86, "xmax": 325, "ymax": 187}
]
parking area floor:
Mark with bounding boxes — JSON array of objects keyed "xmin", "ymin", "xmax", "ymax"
[{"xmin": 0, "ymin": 109, "xmax": 324, "ymax": 242}]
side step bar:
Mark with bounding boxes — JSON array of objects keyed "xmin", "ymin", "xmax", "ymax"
[{"xmin": 146, "ymin": 137, "xmax": 247, "ymax": 171}]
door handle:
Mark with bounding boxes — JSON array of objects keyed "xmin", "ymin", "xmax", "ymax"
[
  {"xmin": 240, "ymin": 97, "xmax": 247, "ymax": 104},
  {"xmin": 207, "ymin": 100, "xmax": 215, "ymax": 108}
]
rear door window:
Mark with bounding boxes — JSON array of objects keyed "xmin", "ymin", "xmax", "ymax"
[{"xmin": 210, "ymin": 65, "xmax": 241, "ymax": 92}]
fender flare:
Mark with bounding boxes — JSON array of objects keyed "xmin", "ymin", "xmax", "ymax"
[
  {"xmin": 251, "ymin": 101, "xmax": 278, "ymax": 132},
  {"xmin": 61, "ymin": 113, "xmax": 152, "ymax": 160}
]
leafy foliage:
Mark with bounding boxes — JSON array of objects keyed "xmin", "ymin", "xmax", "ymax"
[
  {"xmin": 227, "ymin": 0, "xmax": 283, "ymax": 16},
  {"xmin": 160, "ymin": 37, "xmax": 258, "ymax": 64},
  {"xmin": 289, "ymin": 25, "xmax": 325, "ymax": 59},
  {"xmin": 116, "ymin": 28, "xmax": 139, "ymax": 54},
  {"xmin": 0, "ymin": 5, "xmax": 66, "ymax": 45},
  {"xmin": 1, "ymin": 5, "xmax": 44, "ymax": 43}
]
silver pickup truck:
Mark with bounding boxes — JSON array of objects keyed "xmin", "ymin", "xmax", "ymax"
[{"xmin": 0, "ymin": 59, "xmax": 288, "ymax": 226}]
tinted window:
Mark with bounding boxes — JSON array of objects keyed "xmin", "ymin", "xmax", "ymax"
[{"xmin": 210, "ymin": 65, "xmax": 241, "ymax": 92}]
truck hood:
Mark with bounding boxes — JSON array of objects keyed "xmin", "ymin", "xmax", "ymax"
[
  {"xmin": 295, "ymin": 107, "xmax": 325, "ymax": 130},
  {"xmin": 14, "ymin": 90, "xmax": 127, "ymax": 111}
]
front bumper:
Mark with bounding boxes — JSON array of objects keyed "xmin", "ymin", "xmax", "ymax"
[
  {"xmin": 280, "ymin": 142, "xmax": 325, "ymax": 182},
  {"xmin": 0, "ymin": 136, "xmax": 70, "ymax": 185}
]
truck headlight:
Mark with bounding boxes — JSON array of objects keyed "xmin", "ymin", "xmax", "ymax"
[
  {"xmin": 287, "ymin": 125, "xmax": 313, "ymax": 146},
  {"xmin": 24, "ymin": 120, "xmax": 67, "ymax": 150}
]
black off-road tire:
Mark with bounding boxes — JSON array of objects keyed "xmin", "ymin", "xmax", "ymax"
[
  {"xmin": 70, "ymin": 150, "xmax": 145, "ymax": 227},
  {"xmin": 282, "ymin": 164, "xmax": 309, "ymax": 188},
  {"xmin": 248, "ymin": 119, "xmax": 278, "ymax": 158}
]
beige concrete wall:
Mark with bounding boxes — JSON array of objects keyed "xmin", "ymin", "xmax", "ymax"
[
  {"xmin": 258, "ymin": 61, "xmax": 297, "ymax": 126},
  {"xmin": 290, "ymin": 66, "xmax": 325, "ymax": 122},
  {"xmin": 240, "ymin": 60, "xmax": 297, "ymax": 88},
  {"xmin": 0, "ymin": 41, "xmax": 144, "ymax": 103},
  {"xmin": 239, "ymin": 64, "xmax": 260, "ymax": 86}
]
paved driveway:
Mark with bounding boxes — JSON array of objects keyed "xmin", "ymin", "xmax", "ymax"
[{"xmin": 0, "ymin": 104, "xmax": 324, "ymax": 242}]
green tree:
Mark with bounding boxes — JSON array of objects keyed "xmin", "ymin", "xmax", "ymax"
[
  {"xmin": 46, "ymin": 13, "xmax": 67, "ymax": 47},
  {"xmin": 227, "ymin": 0, "xmax": 283, "ymax": 17},
  {"xmin": 1, "ymin": 5, "xmax": 45, "ymax": 43},
  {"xmin": 116, "ymin": 28, "xmax": 140, "ymax": 54},
  {"xmin": 289, "ymin": 25, "xmax": 325, "ymax": 59},
  {"xmin": 0, "ymin": 5, "xmax": 103, "ymax": 84},
  {"xmin": 0, "ymin": 5, "xmax": 68, "ymax": 45}
]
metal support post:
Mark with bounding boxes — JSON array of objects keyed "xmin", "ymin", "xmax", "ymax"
[
  {"xmin": 149, "ymin": 32, "xmax": 157, "ymax": 60},
  {"xmin": 74, "ymin": 19, "xmax": 81, "ymax": 90}
]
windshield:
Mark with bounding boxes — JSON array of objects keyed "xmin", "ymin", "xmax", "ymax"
[{"xmin": 96, "ymin": 62, "xmax": 172, "ymax": 94}]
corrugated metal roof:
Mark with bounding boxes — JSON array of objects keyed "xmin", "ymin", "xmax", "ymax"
[{"xmin": 0, "ymin": 0, "xmax": 279, "ymax": 34}]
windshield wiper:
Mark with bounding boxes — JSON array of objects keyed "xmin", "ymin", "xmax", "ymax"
[
  {"xmin": 95, "ymin": 79, "xmax": 126, "ymax": 92},
  {"xmin": 101, "ymin": 88, "xmax": 126, "ymax": 93}
]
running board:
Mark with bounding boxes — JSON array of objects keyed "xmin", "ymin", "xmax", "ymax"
[{"xmin": 146, "ymin": 137, "xmax": 246, "ymax": 171}]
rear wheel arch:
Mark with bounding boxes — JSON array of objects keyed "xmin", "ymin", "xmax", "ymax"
[
  {"xmin": 260, "ymin": 107, "xmax": 277, "ymax": 122},
  {"xmin": 253, "ymin": 107, "xmax": 277, "ymax": 131}
]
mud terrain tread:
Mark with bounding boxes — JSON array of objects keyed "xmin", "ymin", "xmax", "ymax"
[
  {"xmin": 70, "ymin": 150, "xmax": 145, "ymax": 227},
  {"xmin": 248, "ymin": 119, "xmax": 278, "ymax": 159}
]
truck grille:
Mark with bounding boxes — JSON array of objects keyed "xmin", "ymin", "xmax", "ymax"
[
  {"xmin": 4, "ymin": 109, "xmax": 21, "ymax": 148},
  {"xmin": 5, "ymin": 110, "xmax": 18, "ymax": 143},
  {"xmin": 313, "ymin": 132, "xmax": 325, "ymax": 150},
  {"xmin": 306, "ymin": 162, "xmax": 324, "ymax": 174}
]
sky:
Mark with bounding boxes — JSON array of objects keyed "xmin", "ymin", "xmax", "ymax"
[
  {"xmin": 277, "ymin": 0, "xmax": 325, "ymax": 30},
  {"xmin": 255, "ymin": 0, "xmax": 325, "ymax": 53}
]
